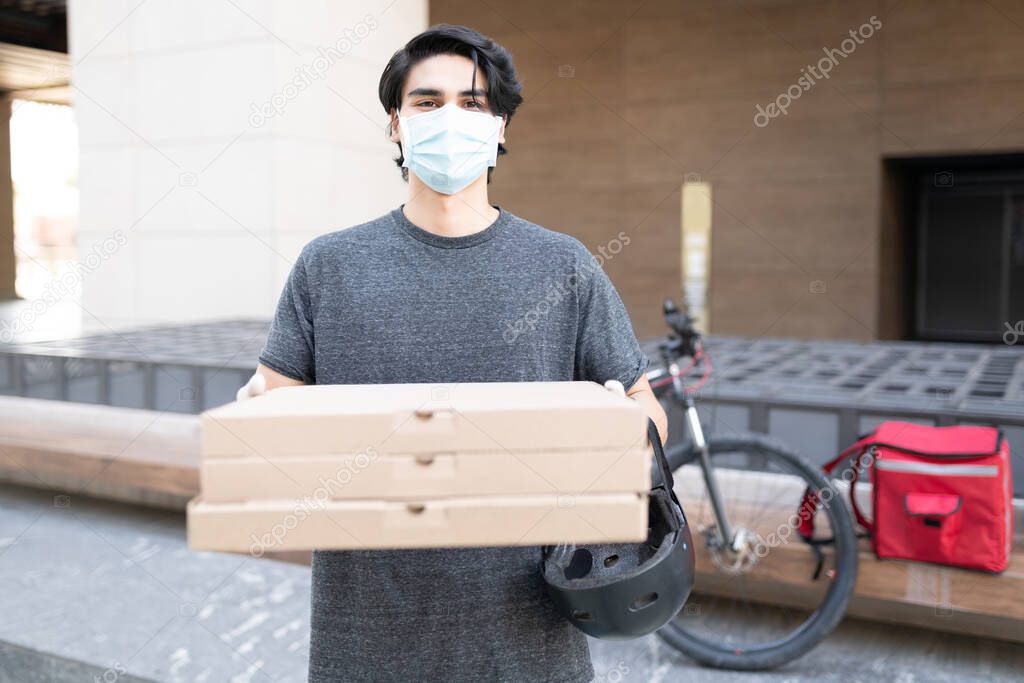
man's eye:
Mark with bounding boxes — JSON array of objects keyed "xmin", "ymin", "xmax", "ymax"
[
  {"xmin": 464, "ymin": 100, "xmax": 484, "ymax": 109},
  {"xmin": 416, "ymin": 100, "xmax": 437, "ymax": 108}
]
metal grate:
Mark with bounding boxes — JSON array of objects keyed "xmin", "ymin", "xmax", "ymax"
[{"xmin": 0, "ymin": 320, "xmax": 267, "ymax": 413}]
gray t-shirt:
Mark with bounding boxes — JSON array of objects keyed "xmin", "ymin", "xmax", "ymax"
[{"xmin": 259, "ymin": 206, "xmax": 648, "ymax": 682}]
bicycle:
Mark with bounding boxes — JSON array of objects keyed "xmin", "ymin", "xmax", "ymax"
[{"xmin": 647, "ymin": 299, "xmax": 859, "ymax": 670}]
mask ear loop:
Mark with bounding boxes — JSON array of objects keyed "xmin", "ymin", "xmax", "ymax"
[{"xmin": 394, "ymin": 110, "xmax": 410, "ymax": 169}]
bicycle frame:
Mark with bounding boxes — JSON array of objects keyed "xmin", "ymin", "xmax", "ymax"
[{"xmin": 648, "ymin": 364, "xmax": 740, "ymax": 552}]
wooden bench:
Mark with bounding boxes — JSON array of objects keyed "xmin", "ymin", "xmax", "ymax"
[
  {"xmin": 673, "ymin": 467, "xmax": 1024, "ymax": 644},
  {"xmin": 0, "ymin": 396, "xmax": 199, "ymax": 509},
  {"xmin": 0, "ymin": 395, "xmax": 1020, "ymax": 642}
]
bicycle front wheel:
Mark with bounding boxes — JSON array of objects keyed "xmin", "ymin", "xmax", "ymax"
[{"xmin": 657, "ymin": 432, "xmax": 858, "ymax": 670}]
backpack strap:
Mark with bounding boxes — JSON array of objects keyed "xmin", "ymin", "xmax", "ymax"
[
  {"xmin": 845, "ymin": 448, "xmax": 875, "ymax": 533},
  {"xmin": 797, "ymin": 433, "xmax": 878, "ymax": 541}
]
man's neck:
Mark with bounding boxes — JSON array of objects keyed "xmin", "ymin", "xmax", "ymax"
[{"xmin": 402, "ymin": 175, "xmax": 499, "ymax": 237}]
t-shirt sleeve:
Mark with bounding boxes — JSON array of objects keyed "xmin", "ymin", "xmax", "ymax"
[
  {"xmin": 573, "ymin": 248, "xmax": 649, "ymax": 390},
  {"xmin": 258, "ymin": 251, "xmax": 316, "ymax": 383}
]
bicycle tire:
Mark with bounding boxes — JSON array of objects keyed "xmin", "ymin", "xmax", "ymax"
[{"xmin": 657, "ymin": 432, "xmax": 859, "ymax": 670}]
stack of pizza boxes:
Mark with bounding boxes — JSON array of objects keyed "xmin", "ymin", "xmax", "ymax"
[{"xmin": 187, "ymin": 381, "xmax": 652, "ymax": 553}]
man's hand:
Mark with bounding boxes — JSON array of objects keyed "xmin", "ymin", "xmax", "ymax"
[
  {"xmin": 236, "ymin": 364, "xmax": 304, "ymax": 402},
  {"xmin": 235, "ymin": 372, "xmax": 267, "ymax": 402},
  {"xmin": 605, "ymin": 376, "xmax": 668, "ymax": 444}
]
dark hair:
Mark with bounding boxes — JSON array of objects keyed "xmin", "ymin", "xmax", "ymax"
[{"xmin": 378, "ymin": 24, "xmax": 523, "ymax": 182}]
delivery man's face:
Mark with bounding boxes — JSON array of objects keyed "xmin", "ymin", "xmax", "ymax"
[{"xmin": 389, "ymin": 54, "xmax": 506, "ymax": 144}]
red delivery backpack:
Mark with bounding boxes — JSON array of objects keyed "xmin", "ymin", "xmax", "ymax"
[{"xmin": 799, "ymin": 421, "xmax": 1013, "ymax": 573}]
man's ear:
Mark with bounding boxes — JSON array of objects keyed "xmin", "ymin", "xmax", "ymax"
[
  {"xmin": 389, "ymin": 110, "xmax": 401, "ymax": 143},
  {"xmin": 497, "ymin": 114, "xmax": 507, "ymax": 145}
]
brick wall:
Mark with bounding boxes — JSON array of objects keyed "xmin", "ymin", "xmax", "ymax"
[{"xmin": 430, "ymin": 0, "xmax": 1024, "ymax": 339}]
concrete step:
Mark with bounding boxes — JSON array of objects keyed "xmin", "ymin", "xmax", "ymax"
[{"xmin": 0, "ymin": 485, "xmax": 309, "ymax": 682}]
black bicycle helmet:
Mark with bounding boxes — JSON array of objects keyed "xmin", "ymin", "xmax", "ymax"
[{"xmin": 541, "ymin": 419, "xmax": 695, "ymax": 640}]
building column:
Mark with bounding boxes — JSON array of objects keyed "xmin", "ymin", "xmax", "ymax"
[
  {"xmin": 0, "ymin": 96, "xmax": 16, "ymax": 300},
  {"xmin": 69, "ymin": 1, "xmax": 426, "ymax": 328}
]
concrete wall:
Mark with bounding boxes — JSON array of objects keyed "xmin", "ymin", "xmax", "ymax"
[
  {"xmin": 431, "ymin": 0, "xmax": 1024, "ymax": 339},
  {"xmin": 69, "ymin": 0, "xmax": 427, "ymax": 328}
]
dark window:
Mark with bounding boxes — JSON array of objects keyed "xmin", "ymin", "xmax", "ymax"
[{"xmin": 883, "ymin": 155, "xmax": 1024, "ymax": 343}]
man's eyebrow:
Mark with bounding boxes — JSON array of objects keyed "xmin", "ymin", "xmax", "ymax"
[{"xmin": 405, "ymin": 87, "xmax": 488, "ymax": 98}]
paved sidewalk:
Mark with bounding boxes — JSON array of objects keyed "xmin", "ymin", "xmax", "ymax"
[
  {"xmin": 589, "ymin": 619, "xmax": 1022, "ymax": 683},
  {"xmin": 0, "ymin": 484, "xmax": 1019, "ymax": 682}
]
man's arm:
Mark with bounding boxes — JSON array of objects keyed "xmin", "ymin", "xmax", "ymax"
[
  {"xmin": 257, "ymin": 363, "xmax": 305, "ymax": 390},
  {"xmin": 236, "ymin": 364, "xmax": 305, "ymax": 401},
  {"xmin": 626, "ymin": 375, "xmax": 668, "ymax": 445}
]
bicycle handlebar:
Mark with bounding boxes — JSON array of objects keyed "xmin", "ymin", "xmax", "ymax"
[
  {"xmin": 651, "ymin": 299, "xmax": 712, "ymax": 396},
  {"xmin": 657, "ymin": 298, "xmax": 701, "ymax": 363}
]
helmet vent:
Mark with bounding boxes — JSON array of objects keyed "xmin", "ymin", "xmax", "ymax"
[
  {"xmin": 570, "ymin": 610, "xmax": 593, "ymax": 621},
  {"xmin": 628, "ymin": 592, "xmax": 659, "ymax": 612},
  {"xmin": 564, "ymin": 549, "xmax": 593, "ymax": 579},
  {"xmin": 603, "ymin": 554, "xmax": 620, "ymax": 568}
]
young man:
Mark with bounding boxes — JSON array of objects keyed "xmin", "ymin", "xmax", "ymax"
[{"xmin": 242, "ymin": 24, "xmax": 666, "ymax": 682}]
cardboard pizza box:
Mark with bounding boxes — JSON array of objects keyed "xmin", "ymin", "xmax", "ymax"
[
  {"xmin": 187, "ymin": 491, "xmax": 647, "ymax": 552},
  {"xmin": 199, "ymin": 446, "xmax": 652, "ymax": 502},
  {"xmin": 201, "ymin": 381, "xmax": 649, "ymax": 459}
]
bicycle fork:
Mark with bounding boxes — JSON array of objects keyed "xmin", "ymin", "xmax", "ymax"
[{"xmin": 682, "ymin": 395, "xmax": 739, "ymax": 551}]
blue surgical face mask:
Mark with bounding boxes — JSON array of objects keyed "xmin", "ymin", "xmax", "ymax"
[{"xmin": 398, "ymin": 103, "xmax": 503, "ymax": 195}]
